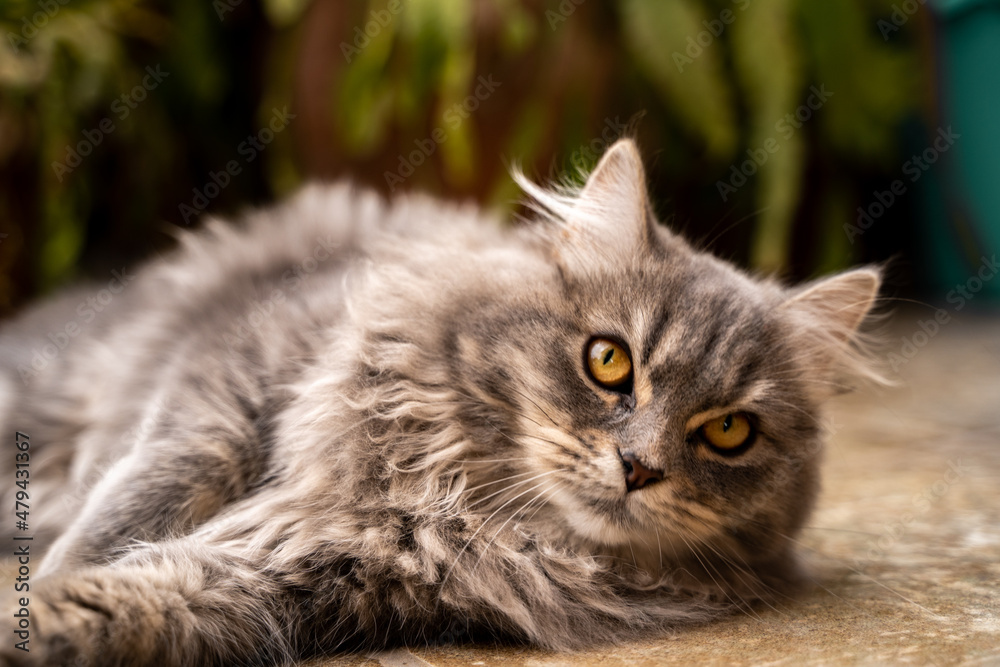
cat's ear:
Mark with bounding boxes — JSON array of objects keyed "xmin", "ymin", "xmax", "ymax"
[
  {"xmin": 573, "ymin": 138, "xmax": 649, "ymax": 231},
  {"xmin": 510, "ymin": 139, "xmax": 655, "ymax": 273},
  {"xmin": 557, "ymin": 139, "xmax": 654, "ymax": 270},
  {"xmin": 514, "ymin": 138, "xmax": 658, "ymax": 272},
  {"xmin": 781, "ymin": 268, "xmax": 881, "ymax": 343}
]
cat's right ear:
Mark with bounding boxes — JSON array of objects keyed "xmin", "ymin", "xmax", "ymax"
[
  {"xmin": 514, "ymin": 139, "xmax": 656, "ymax": 274},
  {"xmin": 556, "ymin": 139, "xmax": 656, "ymax": 273}
]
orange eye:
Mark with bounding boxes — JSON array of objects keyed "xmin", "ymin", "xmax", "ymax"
[
  {"xmin": 699, "ymin": 412, "xmax": 754, "ymax": 453},
  {"xmin": 586, "ymin": 338, "xmax": 632, "ymax": 389}
]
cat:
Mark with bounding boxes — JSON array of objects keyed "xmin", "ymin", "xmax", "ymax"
[{"xmin": 0, "ymin": 139, "xmax": 881, "ymax": 666}]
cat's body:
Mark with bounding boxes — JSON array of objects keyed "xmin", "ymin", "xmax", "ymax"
[{"xmin": 0, "ymin": 141, "xmax": 880, "ymax": 666}]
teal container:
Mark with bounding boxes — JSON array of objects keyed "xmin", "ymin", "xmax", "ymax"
[{"xmin": 919, "ymin": 0, "xmax": 1000, "ymax": 301}]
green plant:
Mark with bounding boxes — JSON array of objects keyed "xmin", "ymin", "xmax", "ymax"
[{"xmin": 0, "ymin": 0, "xmax": 925, "ymax": 314}]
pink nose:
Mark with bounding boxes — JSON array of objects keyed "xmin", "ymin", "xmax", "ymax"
[{"xmin": 620, "ymin": 452, "xmax": 663, "ymax": 492}]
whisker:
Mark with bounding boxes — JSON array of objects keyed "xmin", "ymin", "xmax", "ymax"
[
  {"xmin": 677, "ymin": 533, "xmax": 761, "ymax": 621},
  {"xmin": 436, "ymin": 471, "xmax": 567, "ymax": 599},
  {"xmin": 800, "ymin": 526, "xmax": 881, "ymax": 537},
  {"xmin": 463, "ymin": 469, "xmax": 565, "ymax": 510},
  {"xmin": 701, "ymin": 206, "xmax": 771, "ymax": 251},
  {"xmin": 507, "ymin": 386, "xmax": 560, "ymax": 428},
  {"xmin": 693, "ymin": 535, "xmax": 790, "ymax": 616},
  {"xmin": 449, "ymin": 457, "xmax": 533, "ymax": 464},
  {"xmin": 732, "ymin": 519, "xmax": 945, "ymax": 619},
  {"xmin": 471, "ymin": 482, "xmax": 558, "ymax": 574},
  {"xmin": 523, "ymin": 481, "xmax": 562, "ymax": 525},
  {"xmin": 436, "ymin": 470, "xmax": 541, "ymax": 505}
]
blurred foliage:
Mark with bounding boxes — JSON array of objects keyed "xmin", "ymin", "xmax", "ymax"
[{"xmin": 0, "ymin": 0, "xmax": 929, "ymax": 315}]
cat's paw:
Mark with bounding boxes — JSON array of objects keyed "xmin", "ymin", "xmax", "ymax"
[
  {"xmin": 0, "ymin": 595, "xmax": 36, "ymax": 667},
  {"xmin": 1, "ymin": 575, "xmax": 126, "ymax": 667},
  {"xmin": 0, "ymin": 645, "xmax": 37, "ymax": 665}
]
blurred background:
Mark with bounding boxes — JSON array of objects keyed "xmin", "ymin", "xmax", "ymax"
[{"xmin": 0, "ymin": 0, "xmax": 997, "ymax": 317}]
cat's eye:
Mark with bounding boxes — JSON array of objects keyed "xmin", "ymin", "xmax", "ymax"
[
  {"xmin": 699, "ymin": 412, "xmax": 754, "ymax": 453},
  {"xmin": 586, "ymin": 337, "xmax": 633, "ymax": 390}
]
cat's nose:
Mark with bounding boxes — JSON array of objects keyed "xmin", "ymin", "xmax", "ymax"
[{"xmin": 620, "ymin": 451, "xmax": 663, "ymax": 492}]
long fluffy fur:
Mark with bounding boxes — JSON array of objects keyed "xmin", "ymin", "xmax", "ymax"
[{"xmin": 0, "ymin": 140, "xmax": 881, "ymax": 666}]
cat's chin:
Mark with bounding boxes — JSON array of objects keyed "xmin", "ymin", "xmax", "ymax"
[
  {"xmin": 557, "ymin": 510, "xmax": 698, "ymax": 575},
  {"xmin": 562, "ymin": 504, "xmax": 635, "ymax": 546},
  {"xmin": 548, "ymin": 488, "xmax": 684, "ymax": 558},
  {"xmin": 545, "ymin": 487, "xmax": 730, "ymax": 575}
]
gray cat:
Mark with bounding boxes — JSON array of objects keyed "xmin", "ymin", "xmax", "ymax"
[{"xmin": 0, "ymin": 140, "xmax": 881, "ymax": 666}]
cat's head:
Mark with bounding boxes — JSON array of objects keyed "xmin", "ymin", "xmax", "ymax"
[{"xmin": 442, "ymin": 139, "xmax": 882, "ymax": 574}]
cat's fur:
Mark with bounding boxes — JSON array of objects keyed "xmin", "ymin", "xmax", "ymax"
[{"xmin": 0, "ymin": 140, "xmax": 880, "ymax": 666}]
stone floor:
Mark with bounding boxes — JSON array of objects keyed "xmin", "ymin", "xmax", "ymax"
[{"xmin": 320, "ymin": 311, "xmax": 1000, "ymax": 666}]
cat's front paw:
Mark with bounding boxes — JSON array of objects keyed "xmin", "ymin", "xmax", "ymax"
[
  {"xmin": 0, "ymin": 623, "xmax": 42, "ymax": 667},
  {"xmin": 0, "ymin": 650, "xmax": 40, "ymax": 667},
  {"xmin": 0, "ymin": 593, "xmax": 39, "ymax": 667},
  {"xmin": 2, "ymin": 574, "xmax": 140, "ymax": 667}
]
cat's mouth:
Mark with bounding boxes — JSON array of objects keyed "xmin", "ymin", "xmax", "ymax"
[
  {"xmin": 550, "ymin": 483, "xmax": 661, "ymax": 546},
  {"xmin": 548, "ymin": 479, "xmax": 729, "ymax": 557},
  {"xmin": 549, "ymin": 488, "xmax": 725, "ymax": 573}
]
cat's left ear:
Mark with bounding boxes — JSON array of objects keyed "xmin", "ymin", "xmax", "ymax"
[
  {"xmin": 558, "ymin": 139, "xmax": 655, "ymax": 272},
  {"xmin": 781, "ymin": 268, "xmax": 881, "ymax": 343}
]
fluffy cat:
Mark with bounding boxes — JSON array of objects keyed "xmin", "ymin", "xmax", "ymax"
[{"xmin": 0, "ymin": 140, "xmax": 880, "ymax": 666}]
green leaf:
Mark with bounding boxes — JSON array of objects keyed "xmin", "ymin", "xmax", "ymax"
[
  {"xmin": 799, "ymin": 0, "xmax": 918, "ymax": 164},
  {"xmin": 261, "ymin": 0, "xmax": 311, "ymax": 28},
  {"xmin": 730, "ymin": 0, "xmax": 803, "ymax": 271},
  {"xmin": 619, "ymin": 0, "xmax": 737, "ymax": 161},
  {"xmin": 814, "ymin": 181, "xmax": 856, "ymax": 275}
]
